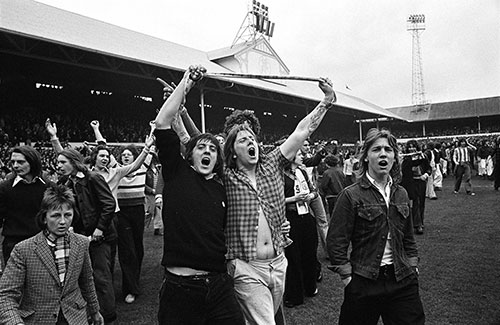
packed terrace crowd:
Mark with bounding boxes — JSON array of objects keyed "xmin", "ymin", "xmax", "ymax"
[{"xmin": 1, "ymin": 110, "xmax": 499, "ymax": 179}]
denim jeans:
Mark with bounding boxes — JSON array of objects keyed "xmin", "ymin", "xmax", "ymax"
[
  {"xmin": 228, "ymin": 253, "xmax": 287, "ymax": 325},
  {"xmin": 158, "ymin": 270, "xmax": 244, "ymax": 325}
]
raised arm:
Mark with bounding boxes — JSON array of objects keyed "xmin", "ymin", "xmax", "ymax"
[
  {"xmin": 280, "ymin": 78, "xmax": 336, "ymax": 160},
  {"xmin": 466, "ymin": 138, "xmax": 477, "ymax": 151},
  {"xmin": 154, "ymin": 65, "xmax": 205, "ymax": 130},
  {"xmin": 45, "ymin": 118, "xmax": 64, "ymax": 154},
  {"xmin": 90, "ymin": 120, "xmax": 107, "ymax": 144},
  {"xmin": 156, "ymin": 80, "xmax": 193, "ymax": 144},
  {"xmin": 157, "ymin": 78, "xmax": 202, "ymax": 137},
  {"xmin": 90, "ymin": 120, "xmax": 117, "ymax": 167},
  {"xmin": 179, "ymin": 106, "xmax": 202, "ymax": 137},
  {"xmin": 124, "ymin": 136, "xmax": 156, "ymax": 175},
  {"xmin": 171, "ymin": 109, "xmax": 191, "ymax": 145}
]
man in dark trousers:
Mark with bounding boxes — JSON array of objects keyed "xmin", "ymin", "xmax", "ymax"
[
  {"xmin": 327, "ymin": 128, "xmax": 424, "ymax": 324},
  {"xmin": 154, "ymin": 65, "xmax": 244, "ymax": 325},
  {"xmin": 452, "ymin": 138, "xmax": 476, "ymax": 195}
]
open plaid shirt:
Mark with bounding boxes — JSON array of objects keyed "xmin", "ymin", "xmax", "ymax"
[{"xmin": 224, "ymin": 147, "xmax": 289, "ymax": 261}]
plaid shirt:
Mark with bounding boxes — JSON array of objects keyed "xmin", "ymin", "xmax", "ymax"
[{"xmin": 224, "ymin": 147, "xmax": 289, "ymax": 261}]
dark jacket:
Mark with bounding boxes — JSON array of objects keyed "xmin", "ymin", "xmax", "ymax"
[
  {"xmin": 60, "ymin": 171, "xmax": 116, "ymax": 241},
  {"xmin": 327, "ymin": 174, "xmax": 419, "ymax": 282},
  {"xmin": 319, "ymin": 166, "xmax": 346, "ymax": 198},
  {"xmin": 401, "ymin": 155, "xmax": 431, "ymax": 200}
]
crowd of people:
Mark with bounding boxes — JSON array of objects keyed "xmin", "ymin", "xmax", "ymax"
[{"xmin": 0, "ymin": 65, "xmax": 499, "ymax": 325}]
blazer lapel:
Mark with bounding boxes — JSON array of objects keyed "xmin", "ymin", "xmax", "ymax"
[{"xmin": 34, "ymin": 232, "xmax": 61, "ymax": 285}]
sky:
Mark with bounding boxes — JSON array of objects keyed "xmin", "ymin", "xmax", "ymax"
[{"xmin": 36, "ymin": 0, "xmax": 499, "ymax": 109}]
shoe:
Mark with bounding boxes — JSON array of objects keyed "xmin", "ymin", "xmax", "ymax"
[
  {"xmin": 453, "ymin": 191, "xmax": 458, "ymax": 194},
  {"xmin": 434, "ymin": 187, "xmax": 442, "ymax": 191},
  {"xmin": 154, "ymin": 229, "xmax": 163, "ymax": 236},
  {"xmin": 125, "ymin": 294, "xmax": 136, "ymax": 304},
  {"xmin": 467, "ymin": 192, "xmax": 475, "ymax": 196},
  {"xmin": 430, "ymin": 196, "xmax": 438, "ymax": 200},
  {"xmin": 305, "ymin": 288, "xmax": 319, "ymax": 297},
  {"xmin": 415, "ymin": 226, "xmax": 424, "ymax": 235}
]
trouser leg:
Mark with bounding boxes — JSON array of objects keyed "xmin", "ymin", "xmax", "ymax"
[
  {"xmin": 228, "ymin": 254, "xmax": 287, "ymax": 325},
  {"xmin": 454, "ymin": 165, "xmax": 464, "ymax": 192},
  {"xmin": 302, "ymin": 214, "xmax": 319, "ymax": 296},
  {"xmin": 117, "ymin": 205, "xmax": 144, "ymax": 296},
  {"xmin": 158, "ymin": 271, "xmax": 244, "ymax": 325},
  {"xmin": 463, "ymin": 164, "xmax": 473, "ymax": 193},
  {"xmin": 90, "ymin": 241, "xmax": 116, "ymax": 323}
]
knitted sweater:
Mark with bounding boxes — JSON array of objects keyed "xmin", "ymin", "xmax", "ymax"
[
  {"xmin": 117, "ymin": 164, "xmax": 148, "ymax": 207},
  {"xmin": 0, "ymin": 177, "xmax": 49, "ymax": 238}
]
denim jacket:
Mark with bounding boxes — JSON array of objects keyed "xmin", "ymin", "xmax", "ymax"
[{"xmin": 327, "ymin": 174, "xmax": 419, "ymax": 282}]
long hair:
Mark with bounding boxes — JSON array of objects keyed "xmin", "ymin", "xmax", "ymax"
[
  {"xmin": 59, "ymin": 148, "xmax": 88, "ymax": 174},
  {"xmin": 357, "ymin": 128, "xmax": 401, "ymax": 182},
  {"xmin": 10, "ymin": 146, "xmax": 42, "ymax": 177},
  {"xmin": 223, "ymin": 124, "xmax": 261, "ymax": 170},
  {"xmin": 405, "ymin": 140, "xmax": 421, "ymax": 153},
  {"xmin": 185, "ymin": 133, "xmax": 224, "ymax": 179},
  {"xmin": 36, "ymin": 184, "xmax": 78, "ymax": 230}
]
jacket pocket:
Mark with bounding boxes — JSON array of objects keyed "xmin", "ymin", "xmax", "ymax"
[{"xmin": 358, "ymin": 205, "xmax": 384, "ymax": 221}]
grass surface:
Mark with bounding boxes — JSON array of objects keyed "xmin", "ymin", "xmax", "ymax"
[{"xmin": 113, "ymin": 176, "xmax": 500, "ymax": 324}]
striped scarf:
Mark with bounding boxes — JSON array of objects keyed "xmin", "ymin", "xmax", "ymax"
[{"xmin": 44, "ymin": 230, "xmax": 70, "ymax": 285}]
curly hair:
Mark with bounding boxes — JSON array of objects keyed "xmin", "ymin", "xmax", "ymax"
[{"xmin": 223, "ymin": 109, "xmax": 261, "ymax": 136}]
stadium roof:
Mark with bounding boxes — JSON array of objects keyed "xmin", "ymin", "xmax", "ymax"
[
  {"xmin": 0, "ymin": 0, "xmax": 402, "ymax": 120},
  {"xmin": 386, "ymin": 96, "xmax": 500, "ymax": 122}
]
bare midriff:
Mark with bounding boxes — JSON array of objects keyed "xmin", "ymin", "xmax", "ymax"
[
  {"xmin": 166, "ymin": 266, "xmax": 210, "ymax": 276},
  {"xmin": 256, "ymin": 208, "xmax": 276, "ymax": 260}
]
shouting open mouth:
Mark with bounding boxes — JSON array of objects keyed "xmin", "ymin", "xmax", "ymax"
[
  {"xmin": 248, "ymin": 147, "xmax": 256, "ymax": 158},
  {"xmin": 201, "ymin": 156, "xmax": 211, "ymax": 166}
]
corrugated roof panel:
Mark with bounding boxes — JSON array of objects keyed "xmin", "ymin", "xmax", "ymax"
[{"xmin": 1, "ymin": 0, "xmax": 398, "ymax": 119}]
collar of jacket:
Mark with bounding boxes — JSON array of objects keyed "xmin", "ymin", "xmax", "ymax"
[{"xmin": 359, "ymin": 173, "xmax": 394, "ymax": 190}]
